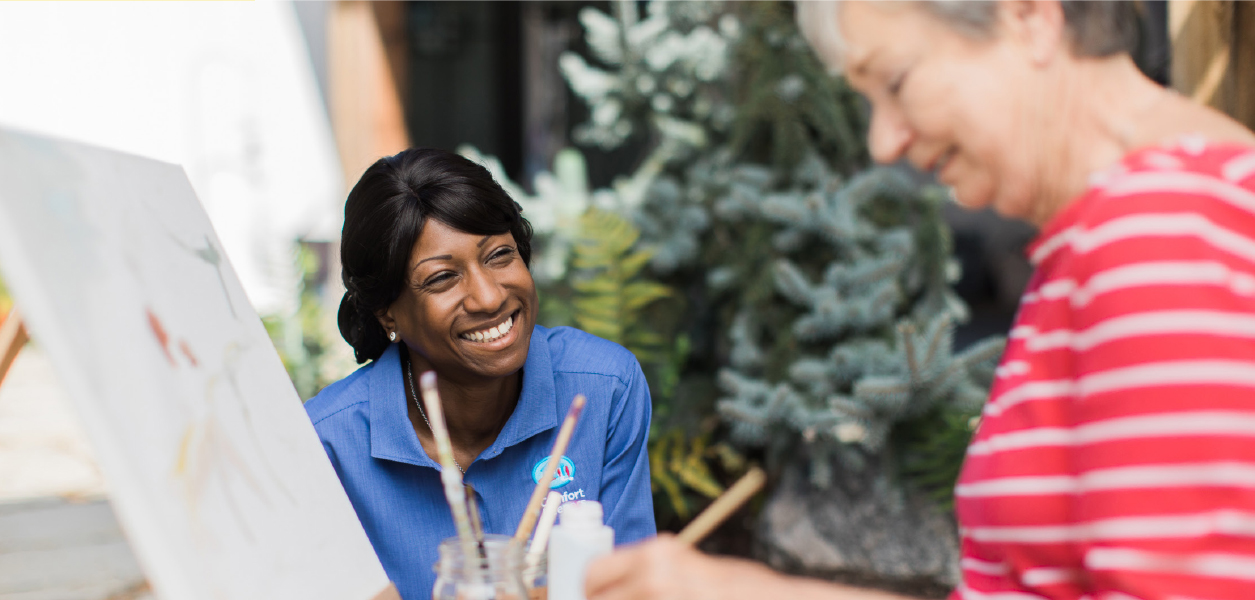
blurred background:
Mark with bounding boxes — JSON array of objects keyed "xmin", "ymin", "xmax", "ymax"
[{"xmin": 1, "ymin": 1, "xmax": 1251, "ymax": 598}]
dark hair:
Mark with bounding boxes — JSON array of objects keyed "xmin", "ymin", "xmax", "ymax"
[{"xmin": 338, "ymin": 148, "xmax": 533, "ymax": 363}]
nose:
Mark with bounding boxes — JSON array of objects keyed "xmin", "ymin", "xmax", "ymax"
[
  {"xmin": 867, "ymin": 105, "xmax": 912, "ymax": 165},
  {"xmin": 463, "ymin": 265, "xmax": 507, "ymax": 315}
]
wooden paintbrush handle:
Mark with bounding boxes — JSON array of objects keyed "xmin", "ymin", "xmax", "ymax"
[
  {"xmin": 418, "ymin": 372, "xmax": 480, "ymax": 575},
  {"xmin": 0, "ymin": 307, "xmax": 28, "ymax": 387},
  {"xmin": 676, "ymin": 467, "xmax": 766, "ymax": 546},
  {"xmin": 515, "ymin": 395, "xmax": 586, "ymax": 543}
]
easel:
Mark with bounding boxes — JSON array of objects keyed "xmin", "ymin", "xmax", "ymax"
[
  {"xmin": 0, "ymin": 307, "xmax": 401, "ymax": 600},
  {"xmin": 0, "ymin": 306, "xmax": 28, "ymax": 388}
]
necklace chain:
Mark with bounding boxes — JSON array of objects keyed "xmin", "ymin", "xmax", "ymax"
[{"xmin": 404, "ymin": 355, "xmax": 465, "ymax": 474}]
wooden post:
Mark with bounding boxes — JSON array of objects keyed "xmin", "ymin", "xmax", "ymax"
[
  {"xmin": 1170, "ymin": 0, "xmax": 1255, "ymax": 130},
  {"xmin": 327, "ymin": 0, "xmax": 411, "ymax": 190},
  {"xmin": 371, "ymin": 2, "xmax": 409, "ymax": 112},
  {"xmin": 0, "ymin": 306, "xmax": 28, "ymax": 387}
]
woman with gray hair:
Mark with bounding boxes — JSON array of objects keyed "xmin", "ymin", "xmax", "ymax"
[{"xmin": 586, "ymin": 1, "xmax": 1255, "ymax": 599}]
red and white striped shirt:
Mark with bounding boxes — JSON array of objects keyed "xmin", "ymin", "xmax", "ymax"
[{"xmin": 954, "ymin": 138, "xmax": 1255, "ymax": 600}]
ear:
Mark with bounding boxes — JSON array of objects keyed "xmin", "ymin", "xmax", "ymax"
[
  {"xmin": 997, "ymin": 0, "xmax": 1067, "ymax": 66},
  {"xmin": 375, "ymin": 306, "xmax": 398, "ymax": 339}
]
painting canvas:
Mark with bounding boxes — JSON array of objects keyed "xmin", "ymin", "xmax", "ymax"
[{"xmin": 0, "ymin": 127, "xmax": 390, "ymax": 600}]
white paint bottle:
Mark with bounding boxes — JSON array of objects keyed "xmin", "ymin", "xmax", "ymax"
[{"xmin": 547, "ymin": 500, "xmax": 614, "ymax": 600}]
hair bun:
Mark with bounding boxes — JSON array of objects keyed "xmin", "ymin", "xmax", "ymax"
[{"xmin": 337, "ymin": 290, "xmax": 388, "ymax": 364}]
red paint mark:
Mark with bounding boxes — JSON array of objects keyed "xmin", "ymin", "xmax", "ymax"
[
  {"xmin": 146, "ymin": 308, "xmax": 176, "ymax": 366},
  {"xmin": 178, "ymin": 339, "xmax": 199, "ymax": 367}
]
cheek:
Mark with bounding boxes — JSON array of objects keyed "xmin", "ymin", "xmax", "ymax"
[
  {"xmin": 507, "ymin": 265, "xmax": 537, "ymax": 300},
  {"xmin": 900, "ymin": 89, "xmax": 951, "ymax": 140},
  {"xmin": 900, "ymin": 59, "xmax": 976, "ymax": 137},
  {"xmin": 948, "ymin": 112, "xmax": 1023, "ymax": 208},
  {"xmin": 521, "ymin": 282, "xmax": 540, "ymax": 321},
  {"xmin": 405, "ymin": 296, "xmax": 456, "ymax": 337},
  {"xmin": 932, "ymin": 55, "xmax": 1022, "ymax": 149}
]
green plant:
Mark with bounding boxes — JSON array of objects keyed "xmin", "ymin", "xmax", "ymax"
[
  {"xmin": 650, "ymin": 429, "xmax": 732, "ymax": 520},
  {"xmin": 555, "ymin": 207, "xmax": 740, "ymax": 524},
  {"xmin": 895, "ymin": 406, "xmax": 982, "ymax": 511},
  {"xmin": 263, "ymin": 242, "xmax": 355, "ymax": 401},
  {"xmin": 569, "ymin": 208, "xmax": 674, "ymax": 364}
]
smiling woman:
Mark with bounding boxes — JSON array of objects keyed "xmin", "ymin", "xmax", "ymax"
[{"xmin": 305, "ymin": 148, "xmax": 656, "ymax": 600}]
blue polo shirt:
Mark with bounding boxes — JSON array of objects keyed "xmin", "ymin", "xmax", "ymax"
[{"xmin": 304, "ymin": 325, "xmax": 656, "ymax": 600}]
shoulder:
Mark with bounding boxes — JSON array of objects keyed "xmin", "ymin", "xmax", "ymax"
[
  {"xmin": 304, "ymin": 362, "xmax": 374, "ymax": 428},
  {"xmin": 537, "ymin": 325, "xmax": 642, "ymax": 384},
  {"xmin": 1033, "ymin": 140, "xmax": 1255, "ymax": 267},
  {"xmin": 537, "ymin": 326, "xmax": 652, "ymax": 432},
  {"xmin": 1083, "ymin": 140, "xmax": 1255, "ymax": 226}
]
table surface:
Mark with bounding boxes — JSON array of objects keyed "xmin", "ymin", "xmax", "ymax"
[
  {"xmin": 0, "ymin": 347, "xmax": 147, "ymax": 600},
  {"xmin": 0, "ymin": 497, "xmax": 149, "ymax": 600}
]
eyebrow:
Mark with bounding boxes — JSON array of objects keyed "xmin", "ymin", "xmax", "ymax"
[
  {"xmin": 414, "ymin": 254, "xmax": 453, "ymax": 268},
  {"xmin": 477, "ymin": 235, "xmax": 492, "ymax": 247}
]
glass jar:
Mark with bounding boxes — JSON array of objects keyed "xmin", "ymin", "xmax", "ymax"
[
  {"xmin": 522, "ymin": 551, "xmax": 547, "ymax": 600},
  {"xmin": 432, "ymin": 534, "xmax": 528, "ymax": 600}
]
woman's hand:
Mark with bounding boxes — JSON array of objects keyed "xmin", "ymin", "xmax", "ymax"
[
  {"xmin": 584, "ymin": 534, "xmax": 765, "ymax": 600},
  {"xmin": 585, "ymin": 534, "xmax": 916, "ymax": 600}
]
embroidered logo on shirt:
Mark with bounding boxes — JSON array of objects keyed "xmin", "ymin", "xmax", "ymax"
[{"xmin": 532, "ymin": 455, "xmax": 575, "ymax": 489}]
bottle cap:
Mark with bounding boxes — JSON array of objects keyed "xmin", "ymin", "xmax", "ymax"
[{"xmin": 558, "ymin": 500, "xmax": 603, "ymax": 528}]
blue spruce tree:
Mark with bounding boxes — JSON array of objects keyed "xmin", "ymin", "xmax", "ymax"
[{"xmin": 560, "ymin": 0, "xmax": 1000, "ymax": 496}]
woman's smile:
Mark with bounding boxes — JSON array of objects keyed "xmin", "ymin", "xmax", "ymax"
[{"xmin": 457, "ymin": 309, "xmax": 521, "ymax": 347}]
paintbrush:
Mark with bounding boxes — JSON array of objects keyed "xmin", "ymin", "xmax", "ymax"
[
  {"xmin": 676, "ymin": 466, "xmax": 766, "ymax": 545},
  {"xmin": 419, "ymin": 371, "xmax": 482, "ymax": 579},
  {"xmin": 523, "ymin": 490, "xmax": 562, "ymax": 583},
  {"xmin": 465, "ymin": 483, "xmax": 487, "ymax": 558},
  {"xmin": 515, "ymin": 394, "xmax": 586, "ymax": 543}
]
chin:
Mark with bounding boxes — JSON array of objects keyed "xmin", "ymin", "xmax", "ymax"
[
  {"xmin": 950, "ymin": 185, "xmax": 993, "ymax": 212},
  {"xmin": 487, "ymin": 321, "xmax": 534, "ymax": 375},
  {"xmin": 988, "ymin": 188, "xmax": 1039, "ymax": 224}
]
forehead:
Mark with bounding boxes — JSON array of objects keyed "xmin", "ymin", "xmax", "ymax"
[
  {"xmin": 412, "ymin": 220, "xmax": 477, "ymax": 253},
  {"xmin": 836, "ymin": 1, "xmax": 935, "ymax": 75},
  {"xmin": 411, "ymin": 219, "xmax": 508, "ymax": 259}
]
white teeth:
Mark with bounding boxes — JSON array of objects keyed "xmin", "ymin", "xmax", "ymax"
[{"xmin": 462, "ymin": 315, "xmax": 515, "ymax": 342}]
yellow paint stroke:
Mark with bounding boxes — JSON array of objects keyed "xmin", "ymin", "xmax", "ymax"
[{"xmin": 174, "ymin": 425, "xmax": 194, "ymax": 476}]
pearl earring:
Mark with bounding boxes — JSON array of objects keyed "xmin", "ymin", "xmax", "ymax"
[{"xmin": 389, "ymin": 331, "xmax": 397, "ymax": 342}]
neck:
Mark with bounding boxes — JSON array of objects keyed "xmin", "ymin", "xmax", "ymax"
[
  {"xmin": 1027, "ymin": 55, "xmax": 1164, "ymax": 225},
  {"xmin": 406, "ymin": 347, "xmax": 521, "ymax": 452},
  {"xmin": 1030, "ymin": 54, "xmax": 1255, "ymax": 227}
]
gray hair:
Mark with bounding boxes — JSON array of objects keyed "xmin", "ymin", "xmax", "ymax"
[{"xmin": 797, "ymin": 1, "xmax": 1143, "ymax": 72}]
